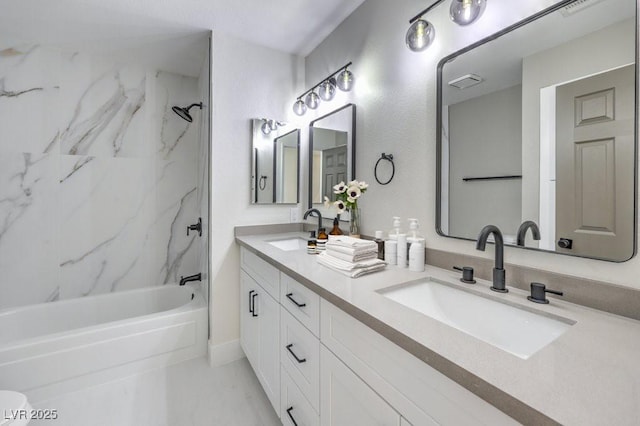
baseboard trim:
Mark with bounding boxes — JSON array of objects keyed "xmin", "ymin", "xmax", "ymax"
[{"xmin": 208, "ymin": 339, "xmax": 245, "ymax": 367}]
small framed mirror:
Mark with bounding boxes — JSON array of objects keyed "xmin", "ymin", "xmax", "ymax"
[
  {"xmin": 308, "ymin": 104, "xmax": 356, "ymax": 217},
  {"xmin": 437, "ymin": 0, "xmax": 636, "ymax": 261},
  {"xmin": 251, "ymin": 119, "xmax": 300, "ymax": 204}
]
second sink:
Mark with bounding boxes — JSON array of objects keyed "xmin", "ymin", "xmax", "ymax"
[{"xmin": 378, "ymin": 277, "xmax": 575, "ymax": 359}]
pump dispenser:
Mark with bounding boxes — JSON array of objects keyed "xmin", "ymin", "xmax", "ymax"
[
  {"xmin": 389, "ymin": 216, "xmax": 402, "ymax": 240},
  {"xmin": 407, "ymin": 218, "xmax": 425, "ymax": 245}
]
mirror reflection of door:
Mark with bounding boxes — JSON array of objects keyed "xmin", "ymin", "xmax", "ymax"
[
  {"xmin": 322, "ymin": 145, "xmax": 348, "ymax": 201},
  {"xmin": 555, "ymin": 64, "xmax": 635, "ymax": 259}
]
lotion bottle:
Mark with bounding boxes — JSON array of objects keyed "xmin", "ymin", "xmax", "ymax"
[{"xmin": 409, "ymin": 242, "xmax": 425, "ymax": 272}]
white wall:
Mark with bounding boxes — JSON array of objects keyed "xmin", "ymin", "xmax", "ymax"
[
  {"xmin": 303, "ymin": 0, "xmax": 640, "ymax": 289},
  {"xmin": 209, "ymin": 31, "xmax": 302, "ymax": 347}
]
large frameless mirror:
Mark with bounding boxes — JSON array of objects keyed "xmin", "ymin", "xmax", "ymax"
[
  {"xmin": 437, "ymin": 0, "xmax": 637, "ymax": 261},
  {"xmin": 308, "ymin": 104, "xmax": 356, "ymax": 218},
  {"xmin": 251, "ymin": 119, "xmax": 300, "ymax": 204}
]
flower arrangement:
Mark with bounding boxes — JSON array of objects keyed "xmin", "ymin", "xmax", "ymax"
[{"xmin": 324, "ymin": 179, "xmax": 368, "ymax": 213}]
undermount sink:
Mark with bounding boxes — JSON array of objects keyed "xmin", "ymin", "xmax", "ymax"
[
  {"xmin": 267, "ymin": 237, "xmax": 307, "ymax": 251},
  {"xmin": 378, "ymin": 278, "xmax": 575, "ymax": 359}
]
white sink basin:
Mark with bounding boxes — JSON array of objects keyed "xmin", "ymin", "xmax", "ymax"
[
  {"xmin": 378, "ymin": 278, "xmax": 575, "ymax": 359},
  {"xmin": 267, "ymin": 237, "xmax": 307, "ymax": 251}
]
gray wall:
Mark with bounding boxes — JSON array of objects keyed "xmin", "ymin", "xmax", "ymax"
[{"xmin": 448, "ymin": 85, "xmax": 522, "ymax": 240}]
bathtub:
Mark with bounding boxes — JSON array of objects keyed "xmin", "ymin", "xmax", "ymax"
[{"xmin": 0, "ymin": 285, "xmax": 207, "ymax": 402}]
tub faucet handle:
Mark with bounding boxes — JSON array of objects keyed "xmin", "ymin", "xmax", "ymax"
[{"xmin": 187, "ymin": 218, "xmax": 202, "ymax": 237}]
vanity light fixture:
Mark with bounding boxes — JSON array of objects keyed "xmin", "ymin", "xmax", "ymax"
[
  {"xmin": 291, "ymin": 62, "xmax": 354, "ymax": 116},
  {"xmin": 407, "ymin": 0, "xmax": 487, "ymax": 52}
]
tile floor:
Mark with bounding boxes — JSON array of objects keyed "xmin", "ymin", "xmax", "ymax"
[{"xmin": 30, "ymin": 357, "xmax": 281, "ymax": 426}]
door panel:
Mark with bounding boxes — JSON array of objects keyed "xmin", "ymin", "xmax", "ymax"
[{"xmin": 555, "ymin": 64, "xmax": 635, "ymax": 259}]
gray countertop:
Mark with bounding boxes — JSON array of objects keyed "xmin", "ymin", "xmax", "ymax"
[{"xmin": 236, "ymin": 230, "xmax": 640, "ymax": 426}]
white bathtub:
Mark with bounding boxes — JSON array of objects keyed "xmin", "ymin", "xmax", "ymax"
[{"xmin": 0, "ymin": 285, "xmax": 207, "ymax": 402}]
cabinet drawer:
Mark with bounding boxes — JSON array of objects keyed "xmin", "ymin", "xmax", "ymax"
[
  {"xmin": 280, "ymin": 273, "xmax": 320, "ymax": 337},
  {"xmin": 281, "ymin": 308, "xmax": 320, "ymax": 412},
  {"xmin": 320, "ymin": 299, "xmax": 518, "ymax": 426},
  {"xmin": 281, "ymin": 368, "xmax": 319, "ymax": 426},
  {"xmin": 241, "ymin": 247, "xmax": 280, "ymax": 299}
]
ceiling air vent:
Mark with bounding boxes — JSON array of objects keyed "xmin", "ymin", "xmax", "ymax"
[
  {"xmin": 561, "ymin": 0, "xmax": 606, "ymax": 17},
  {"xmin": 448, "ymin": 74, "xmax": 483, "ymax": 90}
]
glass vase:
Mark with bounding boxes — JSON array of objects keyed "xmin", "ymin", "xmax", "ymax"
[{"xmin": 349, "ymin": 208, "xmax": 361, "ymax": 238}]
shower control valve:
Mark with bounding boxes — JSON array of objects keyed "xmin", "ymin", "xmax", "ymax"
[{"xmin": 187, "ymin": 218, "xmax": 202, "ymax": 237}]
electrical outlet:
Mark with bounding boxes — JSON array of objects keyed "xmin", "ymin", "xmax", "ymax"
[{"xmin": 290, "ymin": 207, "xmax": 299, "ymax": 223}]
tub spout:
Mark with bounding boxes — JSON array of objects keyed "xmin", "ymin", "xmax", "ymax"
[{"xmin": 179, "ymin": 273, "xmax": 202, "ymax": 286}]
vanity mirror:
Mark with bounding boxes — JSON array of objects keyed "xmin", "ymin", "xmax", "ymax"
[
  {"xmin": 251, "ymin": 119, "xmax": 300, "ymax": 204},
  {"xmin": 308, "ymin": 104, "xmax": 356, "ymax": 216},
  {"xmin": 437, "ymin": 0, "xmax": 637, "ymax": 261}
]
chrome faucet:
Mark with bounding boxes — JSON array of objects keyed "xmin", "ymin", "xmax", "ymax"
[
  {"xmin": 476, "ymin": 225, "xmax": 507, "ymax": 293},
  {"xmin": 516, "ymin": 221, "xmax": 540, "ymax": 247},
  {"xmin": 303, "ymin": 208, "xmax": 323, "ymax": 234},
  {"xmin": 179, "ymin": 273, "xmax": 202, "ymax": 286}
]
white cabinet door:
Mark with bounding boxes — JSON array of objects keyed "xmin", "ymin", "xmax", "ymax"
[
  {"xmin": 256, "ymin": 282, "xmax": 281, "ymax": 415},
  {"xmin": 240, "ymin": 271, "xmax": 259, "ymax": 368},
  {"xmin": 240, "ymin": 270, "xmax": 281, "ymax": 416},
  {"xmin": 320, "ymin": 345, "xmax": 400, "ymax": 426}
]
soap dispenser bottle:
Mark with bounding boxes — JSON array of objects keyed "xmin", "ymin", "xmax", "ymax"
[
  {"xmin": 316, "ymin": 228, "xmax": 328, "ymax": 252},
  {"xmin": 407, "ymin": 218, "xmax": 425, "ymax": 245},
  {"xmin": 307, "ymin": 231, "xmax": 317, "ymax": 254},
  {"xmin": 388, "ymin": 216, "xmax": 402, "ymax": 240},
  {"xmin": 329, "ymin": 217, "xmax": 344, "ymax": 235}
]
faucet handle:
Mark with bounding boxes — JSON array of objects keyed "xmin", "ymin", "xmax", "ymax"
[
  {"xmin": 527, "ymin": 282, "xmax": 563, "ymax": 304},
  {"xmin": 453, "ymin": 266, "xmax": 476, "ymax": 284}
]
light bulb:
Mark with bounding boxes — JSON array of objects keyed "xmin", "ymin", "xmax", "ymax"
[
  {"xmin": 261, "ymin": 121, "xmax": 271, "ymax": 135},
  {"xmin": 405, "ymin": 19, "xmax": 435, "ymax": 52},
  {"xmin": 305, "ymin": 91, "xmax": 320, "ymax": 109},
  {"xmin": 293, "ymin": 99, "xmax": 306, "ymax": 116},
  {"xmin": 450, "ymin": 0, "xmax": 486, "ymax": 26},
  {"xmin": 318, "ymin": 78, "xmax": 337, "ymax": 101},
  {"xmin": 336, "ymin": 69, "xmax": 354, "ymax": 91}
]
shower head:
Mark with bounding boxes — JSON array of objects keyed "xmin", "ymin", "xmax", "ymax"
[{"xmin": 172, "ymin": 102, "xmax": 203, "ymax": 123}]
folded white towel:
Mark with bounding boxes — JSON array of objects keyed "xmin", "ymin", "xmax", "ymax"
[
  {"xmin": 326, "ymin": 247, "xmax": 378, "ymax": 263},
  {"xmin": 317, "ymin": 252, "xmax": 387, "ymax": 278},
  {"xmin": 327, "ymin": 235, "xmax": 377, "ymax": 250}
]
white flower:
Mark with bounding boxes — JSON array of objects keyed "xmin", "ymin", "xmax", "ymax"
[
  {"xmin": 333, "ymin": 181, "xmax": 347, "ymax": 194},
  {"xmin": 358, "ymin": 181, "xmax": 368, "ymax": 190},
  {"xmin": 334, "ymin": 200, "xmax": 346, "ymax": 213},
  {"xmin": 348, "ymin": 180, "xmax": 359, "ymax": 187},
  {"xmin": 323, "ymin": 196, "xmax": 332, "ymax": 208},
  {"xmin": 346, "ymin": 185, "xmax": 361, "ymax": 200}
]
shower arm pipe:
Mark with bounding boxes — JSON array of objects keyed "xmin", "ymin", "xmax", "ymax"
[
  {"xmin": 295, "ymin": 61, "xmax": 352, "ymax": 101},
  {"xmin": 409, "ymin": 0, "xmax": 447, "ymax": 24}
]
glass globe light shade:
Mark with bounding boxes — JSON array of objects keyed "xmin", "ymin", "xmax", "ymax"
[
  {"xmin": 318, "ymin": 78, "xmax": 337, "ymax": 101},
  {"xmin": 293, "ymin": 99, "xmax": 307, "ymax": 116},
  {"xmin": 261, "ymin": 121, "xmax": 271, "ymax": 135},
  {"xmin": 450, "ymin": 0, "xmax": 486, "ymax": 26},
  {"xmin": 405, "ymin": 19, "xmax": 435, "ymax": 52},
  {"xmin": 305, "ymin": 91, "xmax": 320, "ymax": 109},
  {"xmin": 336, "ymin": 69, "xmax": 354, "ymax": 92}
]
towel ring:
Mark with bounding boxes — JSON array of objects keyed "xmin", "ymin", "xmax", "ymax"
[
  {"xmin": 374, "ymin": 153, "xmax": 395, "ymax": 185},
  {"xmin": 258, "ymin": 175, "xmax": 267, "ymax": 190}
]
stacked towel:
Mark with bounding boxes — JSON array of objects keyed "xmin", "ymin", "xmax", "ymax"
[
  {"xmin": 318, "ymin": 236, "xmax": 386, "ymax": 278},
  {"xmin": 317, "ymin": 252, "xmax": 387, "ymax": 278},
  {"xmin": 326, "ymin": 235, "xmax": 378, "ymax": 262}
]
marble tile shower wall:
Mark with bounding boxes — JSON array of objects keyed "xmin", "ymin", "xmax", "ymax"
[{"xmin": 0, "ymin": 44, "xmax": 202, "ymax": 309}]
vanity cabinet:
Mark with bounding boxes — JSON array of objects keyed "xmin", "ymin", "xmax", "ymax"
[{"xmin": 239, "ymin": 247, "xmax": 516, "ymax": 426}]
